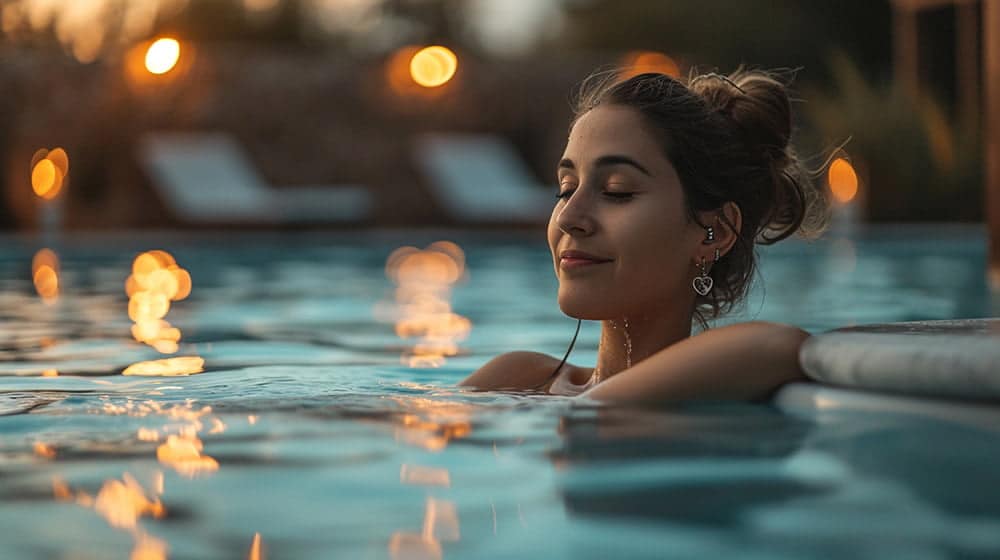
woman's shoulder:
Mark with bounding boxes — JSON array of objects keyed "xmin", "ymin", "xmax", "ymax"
[{"xmin": 459, "ymin": 351, "xmax": 580, "ymax": 391}]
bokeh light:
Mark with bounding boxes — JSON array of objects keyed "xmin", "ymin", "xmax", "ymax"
[
  {"xmin": 144, "ymin": 37, "xmax": 180, "ymax": 75},
  {"xmin": 828, "ymin": 157, "xmax": 859, "ymax": 203},
  {"xmin": 125, "ymin": 250, "xmax": 193, "ymax": 355},
  {"xmin": 30, "ymin": 147, "xmax": 69, "ymax": 200},
  {"xmin": 32, "ymin": 248, "xmax": 60, "ymax": 303},
  {"xmin": 385, "ymin": 242, "xmax": 471, "ymax": 368},
  {"xmin": 409, "ymin": 46, "xmax": 458, "ymax": 88},
  {"xmin": 619, "ymin": 50, "xmax": 680, "ymax": 80}
]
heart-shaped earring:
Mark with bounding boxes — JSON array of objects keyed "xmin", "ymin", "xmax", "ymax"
[{"xmin": 692, "ymin": 257, "xmax": 713, "ymax": 296}]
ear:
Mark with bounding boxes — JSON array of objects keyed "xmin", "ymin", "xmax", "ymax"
[{"xmin": 695, "ymin": 201, "xmax": 742, "ymax": 263}]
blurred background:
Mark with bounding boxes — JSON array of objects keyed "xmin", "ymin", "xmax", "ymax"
[{"xmin": 0, "ymin": 0, "xmax": 994, "ymax": 231}]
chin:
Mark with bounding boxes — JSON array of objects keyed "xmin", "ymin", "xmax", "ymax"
[{"xmin": 556, "ymin": 291, "xmax": 617, "ymax": 321}]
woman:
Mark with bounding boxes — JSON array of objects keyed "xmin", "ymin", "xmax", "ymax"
[{"xmin": 460, "ymin": 68, "xmax": 828, "ymax": 404}]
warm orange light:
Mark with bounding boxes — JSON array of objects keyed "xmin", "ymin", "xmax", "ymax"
[
  {"xmin": 170, "ymin": 267, "xmax": 192, "ymax": 300},
  {"xmin": 131, "ymin": 532, "xmax": 169, "ymax": 560},
  {"xmin": 133, "ymin": 252, "xmax": 163, "ymax": 278},
  {"xmin": 93, "ymin": 473, "xmax": 167, "ymax": 529},
  {"xmin": 828, "ymin": 157, "xmax": 859, "ymax": 203},
  {"xmin": 34, "ymin": 442, "xmax": 56, "ymax": 459},
  {"xmin": 127, "ymin": 251, "xmax": 194, "ymax": 353},
  {"xmin": 387, "ymin": 242, "xmax": 471, "ymax": 368},
  {"xmin": 428, "ymin": 241, "xmax": 465, "ymax": 271},
  {"xmin": 123, "ymin": 356, "xmax": 205, "ymax": 376},
  {"xmin": 620, "ymin": 51, "xmax": 680, "ymax": 79},
  {"xmin": 209, "ymin": 417, "xmax": 226, "ymax": 434},
  {"xmin": 391, "ymin": 399, "xmax": 473, "ymax": 451},
  {"xmin": 388, "ymin": 532, "xmax": 442, "ymax": 560},
  {"xmin": 156, "ymin": 434, "xmax": 219, "ymax": 477},
  {"xmin": 145, "ymin": 38, "xmax": 180, "ymax": 75},
  {"xmin": 137, "ymin": 428, "xmax": 161, "ymax": 442},
  {"xmin": 41, "ymin": 369, "xmax": 59, "ymax": 377},
  {"xmin": 128, "ymin": 291, "xmax": 171, "ymax": 322},
  {"xmin": 32, "ymin": 248, "xmax": 60, "ymax": 303},
  {"xmin": 249, "ymin": 532, "xmax": 264, "ymax": 560},
  {"xmin": 46, "ymin": 147, "xmax": 70, "ymax": 176},
  {"xmin": 386, "ymin": 46, "xmax": 422, "ymax": 96},
  {"xmin": 31, "ymin": 158, "xmax": 62, "ymax": 200},
  {"xmin": 52, "ymin": 477, "xmax": 73, "ymax": 501},
  {"xmin": 410, "ymin": 46, "xmax": 458, "ymax": 88}
]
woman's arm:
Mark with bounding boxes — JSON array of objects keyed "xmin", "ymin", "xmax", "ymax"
[{"xmin": 580, "ymin": 321, "xmax": 809, "ymax": 404}]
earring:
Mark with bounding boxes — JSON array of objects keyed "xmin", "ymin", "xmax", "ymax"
[
  {"xmin": 703, "ymin": 225, "xmax": 715, "ymax": 245},
  {"xmin": 692, "ymin": 257, "xmax": 713, "ymax": 296}
]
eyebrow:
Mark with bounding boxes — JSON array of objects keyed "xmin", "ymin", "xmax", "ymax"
[{"xmin": 557, "ymin": 155, "xmax": 652, "ymax": 177}]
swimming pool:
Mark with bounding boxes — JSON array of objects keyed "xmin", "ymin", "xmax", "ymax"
[{"xmin": 1, "ymin": 226, "xmax": 998, "ymax": 559}]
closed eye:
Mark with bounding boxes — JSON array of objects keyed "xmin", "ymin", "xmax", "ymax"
[
  {"xmin": 603, "ymin": 191, "xmax": 635, "ymax": 201},
  {"xmin": 555, "ymin": 190, "xmax": 635, "ymax": 201}
]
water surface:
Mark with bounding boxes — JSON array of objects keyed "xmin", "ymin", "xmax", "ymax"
[{"xmin": 1, "ymin": 227, "xmax": 997, "ymax": 559}]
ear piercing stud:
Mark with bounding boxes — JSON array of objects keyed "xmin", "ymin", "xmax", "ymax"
[{"xmin": 703, "ymin": 225, "xmax": 715, "ymax": 245}]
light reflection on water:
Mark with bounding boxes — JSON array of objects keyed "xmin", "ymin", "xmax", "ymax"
[{"xmin": 0, "ymin": 228, "xmax": 998, "ymax": 559}]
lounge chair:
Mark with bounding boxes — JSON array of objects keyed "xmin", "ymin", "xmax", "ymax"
[
  {"xmin": 413, "ymin": 133, "xmax": 553, "ymax": 224},
  {"xmin": 138, "ymin": 132, "xmax": 373, "ymax": 225}
]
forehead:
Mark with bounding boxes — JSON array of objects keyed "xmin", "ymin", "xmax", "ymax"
[{"xmin": 564, "ymin": 104, "xmax": 666, "ymax": 163}]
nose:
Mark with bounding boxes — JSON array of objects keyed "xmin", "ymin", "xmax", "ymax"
[{"xmin": 555, "ymin": 191, "xmax": 596, "ymax": 236}]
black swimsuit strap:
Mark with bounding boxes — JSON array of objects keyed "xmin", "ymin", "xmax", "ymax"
[{"xmin": 532, "ymin": 318, "xmax": 582, "ymax": 391}]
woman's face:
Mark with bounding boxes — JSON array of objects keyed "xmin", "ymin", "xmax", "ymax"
[{"xmin": 547, "ymin": 104, "xmax": 706, "ymax": 320}]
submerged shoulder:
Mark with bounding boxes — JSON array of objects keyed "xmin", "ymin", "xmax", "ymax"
[{"xmin": 459, "ymin": 351, "xmax": 563, "ymax": 391}]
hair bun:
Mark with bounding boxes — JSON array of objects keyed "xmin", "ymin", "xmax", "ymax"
[{"xmin": 689, "ymin": 69, "xmax": 792, "ymax": 163}]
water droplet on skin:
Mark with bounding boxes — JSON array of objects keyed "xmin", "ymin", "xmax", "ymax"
[{"xmin": 623, "ymin": 317, "xmax": 633, "ymax": 369}]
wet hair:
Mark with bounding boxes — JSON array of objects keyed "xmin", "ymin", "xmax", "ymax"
[{"xmin": 570, "ymin": 68, "xmax": 829, "ymax": 326}]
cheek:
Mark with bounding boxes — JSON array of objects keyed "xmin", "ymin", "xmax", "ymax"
[
  {"xmin": 547, "ymin": 212, "xmax": 561, "ymax": 258},
  {"xmin": 616, "ymin": 210, "xmax": 695, "ymax": 288}
]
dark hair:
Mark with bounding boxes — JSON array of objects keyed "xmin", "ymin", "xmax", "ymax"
[{"xmin": 570, "ymin": 67, "xmax": 829, "ymax": 326}]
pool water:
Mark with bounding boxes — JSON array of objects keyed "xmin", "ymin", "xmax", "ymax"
[{"xmin": 1, "ymin": 227, "xmax": 998, "ymax": 559}]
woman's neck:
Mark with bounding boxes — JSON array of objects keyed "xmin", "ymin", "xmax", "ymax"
[{"xmin": 593, "ymin": 308, "xmax": 692, "ymax": 383}]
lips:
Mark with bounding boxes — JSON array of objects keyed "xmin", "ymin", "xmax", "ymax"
[
  {"xmin": 560, "ymin": 250, "xmax": 611, "ymax": 262},
  {"xmin": 559, "ymin": 250, "xmax": 612, "ymax": 269}
]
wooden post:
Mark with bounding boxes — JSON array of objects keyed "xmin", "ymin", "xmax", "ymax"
[{"xmin": 987, "ymin": 0, "xmax": 1000, "ymax": 288}]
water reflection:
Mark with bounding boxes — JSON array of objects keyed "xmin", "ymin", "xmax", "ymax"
[
  {"xmin": 385, "ymin": 242, "xmax": 472, "ymax": 368},
  {"xmin": 248, "ymin": 532, "xmax": 264, "ymax": 560},
  {"xmin": 551, "ymin": 403, "xmax": 822, "ymax": 525},
  {"xmin": 32, "ymin": 248, "xmax": 60, "ymax": 304},
  {"xmin": 126, "ymin": 250, "xmax": 193, "ymax": 355},
  {"xmin": 51, "ymin": 473, "xmax": 168, "ymax": 559}
]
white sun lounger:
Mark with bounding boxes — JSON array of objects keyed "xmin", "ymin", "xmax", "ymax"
[
  {"xmin": 414, "ymin": 133, "xmax": 554, "ymax": 224},
  {"xmin": 138, "ymin": 133, "xmax": 373, "ymax": 225}
]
